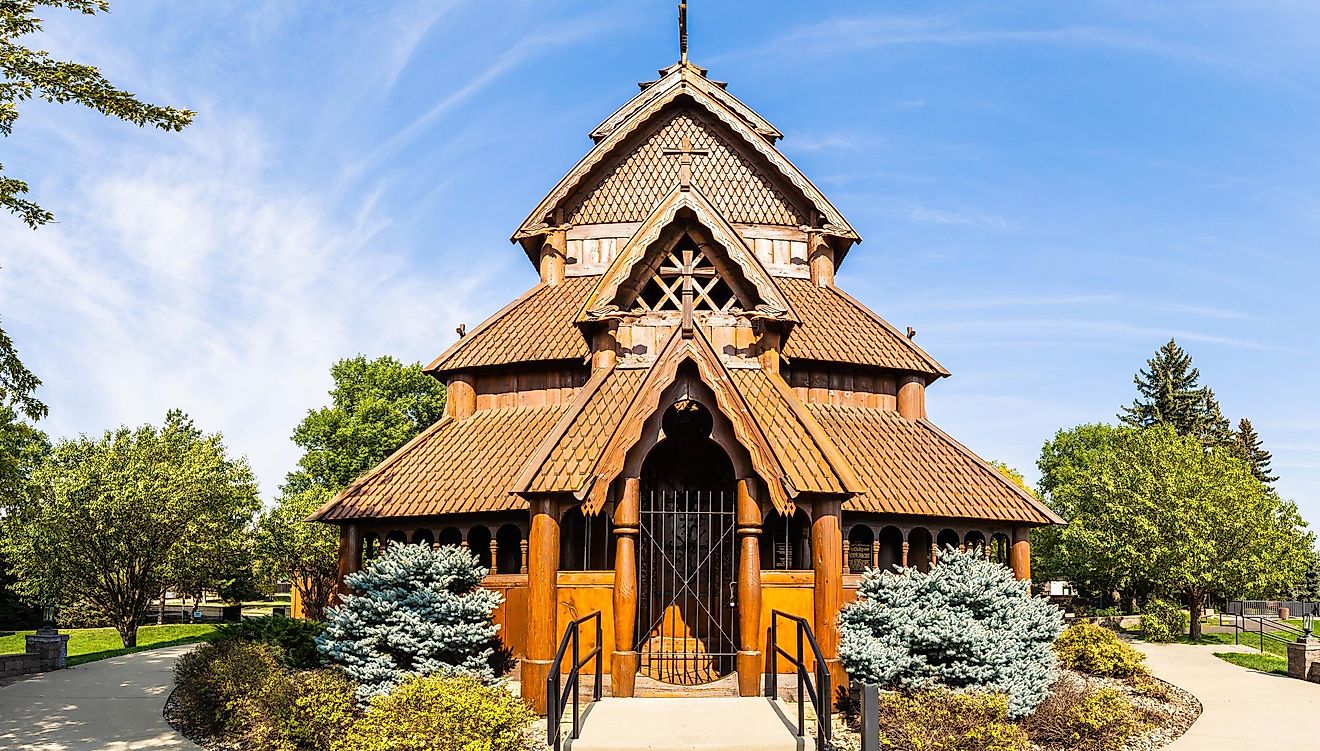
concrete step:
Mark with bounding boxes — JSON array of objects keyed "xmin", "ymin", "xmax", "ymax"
[{"xmin": 563, "ymin": 697, "xmax": 805, "ymax": 751}]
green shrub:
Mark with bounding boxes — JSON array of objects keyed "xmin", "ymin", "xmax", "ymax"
[
  {"xmin": 1023, "ymin": 676, "xmax": 1145, "ymax": 751},
  {"xmin": 335, "ymin": 674, "xmax": 533, "ymax": 751},
  {"xmin": 1140, "ymin": 599, "xmax": 1188, "ymax": 643},
  {"xmin": 838, "ymin": 547, "xmax": 1064, "ymax": 718},
  {"xmin": 319, "ymin": 544, "xmax": 503, "ymax": 701},
  {"xmin": 216, "ymin": 615, "xmax": 324, "ymax": 668},
  {"xmin": 1054, "ymin": 622, "xmax": 1148, "ymax": 678},
  {"xmin": 172, "ymin": 640, "xmax": 284, "ymax": 737},
  {"xmin": 242, "ymin": 669, "xmax": 359, "ymax": 751},
  {"xmin": 869, "ymin": 690, "xmax": 1030, "ymax": 751}
]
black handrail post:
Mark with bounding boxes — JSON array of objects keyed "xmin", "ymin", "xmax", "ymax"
[
  {"xmin": 594, "ymin": 613, "xmax": 603, "ymax": 701},
  {"xmin": 819, "ymin": 653, "xmax": 831, "ymax": 751},
  {"xmin": 768, "ymin": 617, "xmax": 778, "ymax": 699},
  {"xmin": 797, "ymin": 624, "xmax": 805, "ymax": 736},
  {"xmin": 547, "ymin": 666, "xmax": 559, "ymax": 751},
  {"xmin": 571, "ymin": 625, "xmax": 580, "ymax": 741}
]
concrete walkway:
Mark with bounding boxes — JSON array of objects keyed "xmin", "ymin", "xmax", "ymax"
[
  {"xmin": 1135, "ymin": 641, "xmax": 1320, "ymax": 750},
  {"xmin": 0, "ymin": 645, "xmax": 199, "ymax": 751},
  {"xmin": 565, "ymin": 697, "xmax": 803, "ymax": 751}
]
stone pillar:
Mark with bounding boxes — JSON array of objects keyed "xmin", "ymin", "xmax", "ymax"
[
  {"xmin": 735, "ymin": 480, "xmax": 763, "ymax": 696},
  {"xmin": 446, "ymin": 374, "xmax": 476, "ymax": 420},
  {"xmin": 336, "ymin": 523, "xmax": 361, "ymax": 598},
  {"xmin": 539, "ymin": 228, "xmax": 566, "ymax": 286},
  {"xmin": 897, "ymin": 375, "xmax": 926, "ymax": 419},
  {"xmin": 25, "ymin": 630, "xmax": 69, "ymax": 671},
  {"xmin": 1287, "ymin": 636, "xmax": 1320, "ymax": 683},
  {"xmin": 1010, "ymin": 526, "xmax": 1032, "ymax": 582},
  {"xmin": 611, "ymin": 479, "xmax": 640, "ymax": 697},
  {"xmin": 522, "ymin": 497, "xmax": 560, "ymax": 714},
  {"xmin": 811, "ymin": 497, "xmax": 846, "ymax": 692}
]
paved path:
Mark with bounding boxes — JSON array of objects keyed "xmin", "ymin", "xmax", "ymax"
[
  {"xmin": 0, "ymin": 645, "xmax": 199, "ymax": 751},
  {"xmin": 1135, "ymin": 641, "xmax": 1320, "ymax": 750},
  {"xmin": 565, "ymin": 697, "xmax": 803, "ymax": 751}
]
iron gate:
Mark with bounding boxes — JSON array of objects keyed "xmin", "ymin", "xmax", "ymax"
[{"xmin": 635, "ymin": 489, "xmax": 738, "ymax": 685}]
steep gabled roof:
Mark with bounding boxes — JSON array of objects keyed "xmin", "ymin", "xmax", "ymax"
[
  {"xmin": 514, "ymin": 73, "xmax": 857, "ymax": 243},
  {"xmin": 516, "ymin": 326, "xmax": 858, "ymax": 515},
  {"xmin": 776, "ymin": 277, "xmax": 949, "ymax": 378},
  {"xmin": 590, "ymin": 61, "xmax": 782, "ymax": 143},
  {"xmin": 806, "ymin": 403, "xmax": 1063, "ymax": 525},
  {"xmin": 577, "ymin": 186, "xmax": 794, "ymax": 323},
  {"xmin": 307, "ymin": 403, "xmax": 571, "ymax": 521},
  {"xmin": 426, "ymin": 277, "xmax": 595, "ymax": 375}
]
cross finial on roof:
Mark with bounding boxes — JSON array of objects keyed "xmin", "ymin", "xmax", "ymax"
[
  {"xmin": 679, "ymin": 1, "xmax": 688, "ymax": 63},
  {"xmin": 661, "ymin": 135, "xmax": 709, "ymax": 191}
]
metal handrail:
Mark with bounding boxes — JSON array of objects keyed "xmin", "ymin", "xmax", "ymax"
[
  {"xmin": 546, "ymin": 610, "xmax": 603, "ymax": 751},
  {"xmin": 1226, "ymin": 612, "xmax": 1305, "ymax": 654},
  {"xmin": 767, "ymin": 610, "xmax": 831, "ymax": 751}
]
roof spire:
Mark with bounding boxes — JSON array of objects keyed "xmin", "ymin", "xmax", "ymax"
[{"xmin": 679, "ymin": 1, "xmax": 688, "ymax": 63}]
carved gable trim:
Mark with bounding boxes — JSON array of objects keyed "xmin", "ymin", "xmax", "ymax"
[{"xmin": 576, "ymin": 186, "xmax": 795, "ymax": 324}]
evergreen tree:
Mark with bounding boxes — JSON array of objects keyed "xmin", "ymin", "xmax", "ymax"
[
  {"xmin": 1291, "ymin": 550, "xmax": 1320, "ymax": 602},
  {"xmin": 837, "ymin": 548, "xmax": 1063, "ymax": 718},
  {"xmin": 318, "ymin": 544, "xmax": 502, "ymax": 703},
  {"xmin": 1234, "ymin": 418, "xmax": 1278, "ymax": 486},
  {"xmin": 1120, "ymin": 339, "xmax": 1234, "ymax": 446}
]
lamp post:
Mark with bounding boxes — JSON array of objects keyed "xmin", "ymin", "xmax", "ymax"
[
  {"xmin": 40, "ymin": 602, "xmax": 57, "ymax": 634},
  {"xmin": 1304, "ymin": 613, "xmax": 1314, "ymax": 640}
]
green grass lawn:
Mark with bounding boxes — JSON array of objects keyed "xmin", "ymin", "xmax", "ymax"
[
  {"xmin": 1213, "ymin": 651, "xmax": 1289, "ymax": 675},
  {"xmin": 0, "ymin": 624, "xmax": 218, "ymax": 666}
]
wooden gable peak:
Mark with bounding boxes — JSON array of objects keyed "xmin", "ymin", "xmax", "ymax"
[
  {"xmin": 576, "ymin": 186, "xmax": 796, "ymax": 324},
  {"xmin": 513, "ymin": 76, "xmax": 858, "ymax": 244},
  {"xmin": 592, "ymin": 61, "xmax": 781, "ymax": 144}
]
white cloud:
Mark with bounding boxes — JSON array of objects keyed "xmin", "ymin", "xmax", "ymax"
[{"xmin": 0, "ymin": 114, "xmax": 490, "ymax": 498}]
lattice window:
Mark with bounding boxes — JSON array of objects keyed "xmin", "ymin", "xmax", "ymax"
[{"xmin": 632, "ymin": 237, "xmax": 740, "ymax": 314}]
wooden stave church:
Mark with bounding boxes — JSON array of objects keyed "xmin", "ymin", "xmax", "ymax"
[{"xmin": 310, "ymin": 58, "xmax": 1062, "ymax": 713}]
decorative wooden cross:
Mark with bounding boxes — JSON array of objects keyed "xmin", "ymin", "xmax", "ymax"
[
  {"xmin": 668, "ymin": 247, "xmax": 716, "ymax": 338},
  {"xmin": 662, "ymin": 135, "xmax": 709, "ymax": 191}
]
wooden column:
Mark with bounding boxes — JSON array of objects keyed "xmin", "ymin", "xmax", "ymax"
[
  {"xmin": 901, "ymin": 540, "xmax": 909, "ymax": 568},
  {"xmin": 539, "ymin": 228, "xmax": 566, "ymax": 286},
  {"xmin": 808, "ymin": 232, "xmax": 835, "ymax": 287},
  {"xmin": 757, "ymin": 328, "xmax": 782, "ymax": 374},
  {"xmin": 735, "ymin": 479, "xmax": 763, "ymax": 696},
  {"xmin": 897, "ymin": 375, "xmax": 926, "ymax": 419},
  {"xmin": 521, "ymin": 498, "xmax": 560, "ymax": 714},
  {"xmin": 1011, "ymin": 526, "xmax": 1032, "ymax": 582},
  {"xmin": 446, "ymin": 374, "xmax": 476, "ymax": 420},
  {"xmin": 811, "ymin": 497, "xmax": 845, "ymax": 692},
  {"xmin": 870, "ymin": 539, "xmax": 880, "ymax": 569},
  {"xmin": 611, "ymin": 479, "xmax": 640, "ymax": 697},
  {"xmin": 335, "ymin": 523, "xmax": 361, "ymax": 599},
  {"xmin": 592, "ymin": 324, "xmax": 618, "ymax": 371}
]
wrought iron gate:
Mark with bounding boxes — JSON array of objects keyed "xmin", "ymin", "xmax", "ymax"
[{"xmin": 635, "ymin": 489, "xmax": 738, "ymax": 685}]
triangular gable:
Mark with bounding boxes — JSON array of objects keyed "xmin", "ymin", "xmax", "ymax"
[
  {"xmin": 590, "ymin": 61, "xmax": 782, "ymax": 144},
  {"xmin": 517, "ymin": 326, "xmax": 857, "ymax": 516},
  {"xmin": 576, "ymin": 186, "xmax": 795, "ymax": 323},
  {"xmin": 513, "ymin": 80, "xmax": 857, "ymax": 243}
]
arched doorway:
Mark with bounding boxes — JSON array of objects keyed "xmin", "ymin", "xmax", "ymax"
[{"xmin": 636, "ymin": 398, "xmax": 738, "ymax": 686}]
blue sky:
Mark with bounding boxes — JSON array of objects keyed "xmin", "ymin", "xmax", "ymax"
[{"xmin": 2, "ymin": 1, "xmax": 1317, "ymax": 524}]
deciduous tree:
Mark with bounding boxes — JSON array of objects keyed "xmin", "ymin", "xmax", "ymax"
[
  {"xmin": 3, "ymin": 410, "xmax": 258, "ymax": 646},
  {"xmin": 1037, "ymin": 424, "xmax": 1310, "ymax": 639},
  {"xmin": 1, "ymin": 0, "xmax": 194, "ymax": 228},
  {"xmin": 283, "ymin": 355, "xmax": 445, "ymax": 495},
  {"xmin": 255, "ymin": 487, "xmax": 339, "ymax": 621}
]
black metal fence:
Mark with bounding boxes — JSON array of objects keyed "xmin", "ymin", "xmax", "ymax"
[{"xmin": 1224, "ymin": 600, "xmax": 1318, "ymax": 618}]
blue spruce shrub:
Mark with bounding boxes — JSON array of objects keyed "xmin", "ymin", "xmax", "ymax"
[
  {"xmin": 317, "ymin": 543, "xmax": 503, "ymax": 702},
  {"xmin": 837, "ymin": 546, "xmax": 1064, "ymax": 718}
]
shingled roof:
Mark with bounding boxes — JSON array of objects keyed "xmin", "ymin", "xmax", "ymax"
[
  {"xmin": 777, "ymin": 277, "xmax": 949, "ymax": 378},
  {"xmin": 427, "ymin": 277, "xmax": 595, "ymax": 375},
  {"xmin": 805, "ymin": 403, "xmax": 1062, "ymax": 524},
  {"xmin": 308, "ymin": 404, "xmax": 570, "ymax": 521}
]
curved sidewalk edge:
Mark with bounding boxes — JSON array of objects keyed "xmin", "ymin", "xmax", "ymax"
[
  {"xmin": 0, "ymin": 643, "xmax": 200, "ymax": 751},
  {"xmin": 1134, "ymin": 641, "xmax": 1320, "ymax": 751}
]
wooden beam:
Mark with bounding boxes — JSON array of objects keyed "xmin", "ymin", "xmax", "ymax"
[
  {"xmin": 539, "ymin": 228, "xmax": 566, "ymax": 286},
  {"xmin": 611, "ymin": 479, "xmax": 640, "ymax": 697},
  {"xmin": 811, "ymin": 497, "xmax": 846, "ymax": 693},
  {"xmin": 736, "ymin": 479, "xmax": 763, "ymax": 696},
  {"xmin": 521, "ymin": 498, "xmax": 560, "ymax": 714}
]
